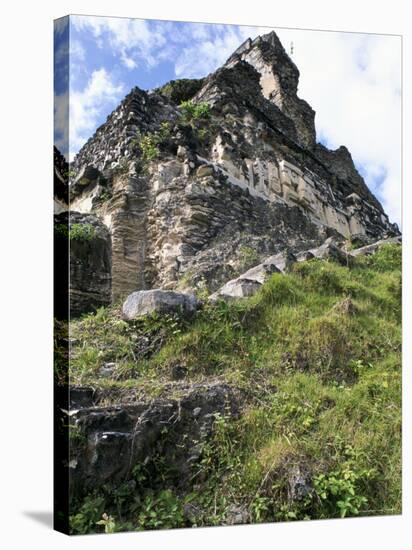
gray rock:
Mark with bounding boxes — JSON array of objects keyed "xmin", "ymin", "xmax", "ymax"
[
  {"xmin": 183, "ymin": 502, "xmax": 203, "ymax": 523},
  {"xmin": 295, "ymin": 250, "xmax": 315, "ymax": 262},
  {"xmin": 55, "ymin": 211, "xmax": 112, "ymax": 317},
  {"xmin": 67, "ymin": 28, "xmax": 399, "ymax": 304},
  {"xmin": 350, "ymin": 235, "xmax": 401, "ymax": 257},
  {"xmin": 75, "ymin": 165, "xmax": 101, "ymax": 186},
  {"xmin": 226, "ymin": 504, "xmax": 250, "ymax": 525},
  {"xmin": 69, "ymin": 387, "xmax": 95, "ymax": 410},
  {"xmin": 308, "ymin": 237, "xmax": 351, "ymax": 265},
  {"xmin": 99, "ymin": 362, "xmax": 116, "ymax": 378},
  {"xmin": 69, "ymin": 383, "xmax": 241, "ymax": 500},
  {"xmin": 193, "ymin": 407, "xmax": 202, "ymax": 417},
  {"xmin": 122, "ymin": 289, "xmax": 198, "ymax": 319},
  {"xmin": 288, "ymin": 465, "xmax": 313, "ymax": 502},
  {"xmin": 210, "ymin": 278, "xmax": 262, "ymax": 301},
  {"xmin": 210, "ymin": 251, "xmax": 296, "ymax": 301},
  {"xmin": 171, "ymin": 364, "xmax": 188, "ymax": 380}
]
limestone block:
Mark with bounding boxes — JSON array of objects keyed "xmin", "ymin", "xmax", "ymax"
[
  {"xmin": 349, "ymin": 236, "xmax": 401, "ymax": 258},
  {"xmin": 210, "ymin": 251, "xmax": 296, "ymax": 301},
  {"xmin": 349, "ymin": 214, "xmax": 366, "ymax": 235},
  {"xmin": 122, "ymin": 289, "xmax": 198, "ymax": 319},
  {"xmin": 210, "ymin": 279, "xmax": 262, "ymax": 301},
  {"xmin": 323, "ymin": 204, "xmax": 350, "ymax": 238},
  {"xmin": 268, "ymin": 162, "xmax": 282, "ymax": 196}
]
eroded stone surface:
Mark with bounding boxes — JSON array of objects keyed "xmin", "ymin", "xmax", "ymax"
[
  {"xmin": 64, "ymin": 29, "xmax": 399, "ymax": 310},
  {"xmin": 69, "ymin": 383, "xmax": 241, "ymax": 498},
  {"xmin": 210, "ymin": 251, "xmax": 296, "ymax": 301},
  {"xmin": 349, "ymin": 235, "xmax": 402, "ymax": 257},
  {"xmin": 122, "ymin": 289, "xmax": 198, "ymax": 319},
  {"xmin": 55, "ymin": 211, "xmax": 112, "ymax": 316}
]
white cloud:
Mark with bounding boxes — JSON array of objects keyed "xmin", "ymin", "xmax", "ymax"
[
  {"xmin": 173, "ymin": 24, "xmax": 273, "ymax": 77},
  {"xmin": 71, "ymin": 15, "xmax": 166, "ymax": 70},
  {"xmin": 70, "ymin": 39, "xmax": 85, "ymax": 61},
  {"xmin": 275, "ymin": 29, "xmax": 401, "ymax": 225},
  {"xmin": 54, "ymin": 91, "xmax": 69, "ymax": 157},
  {"xmin": 120, "ymin": 52, "xmax": 137, "ymax": 70},
  {"xmin": 69, "ymin": 68, "xmax": 124, "ymax": 160}
]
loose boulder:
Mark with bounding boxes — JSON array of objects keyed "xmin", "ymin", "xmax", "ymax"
[
  {"xmin": 122, "ymin": 289, "xmax": 198, "ymax": 319},
  {"xmin": 308, "ymin": 237, "xmax": 349, "ymax": 265},
  {"xmin": 349, "ymin": 235, "xmax": 401, "ymax": 257},
  {"xmin": 210, "ymin": 251, "xmax": 296, "ymax": 301}
]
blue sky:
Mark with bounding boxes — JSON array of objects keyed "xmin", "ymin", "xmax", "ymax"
[{"xmin": 54, "ymin": 15, "xmax": 401, "ymax": 225}]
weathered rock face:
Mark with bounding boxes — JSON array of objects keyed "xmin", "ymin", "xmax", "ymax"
[
  {"xmin": 349, "ymin": 235, "xmax": 401, "ymax": 257},
  {"xmin": 73, "ymin": 87, "xmax": 180, "ymax": 173},
  {"xmin": 55, "ymin": 212, "xmax": 112, "ymax": 316},
  {"xmin": 67, "ymin": 29, "xmax": 399, "ymax": 310},
  {"xmin": 69, "ymin": 383, "xmax": 240, "ymax": 499},
  {"xmin": 224, "ymin": 31, "xmax": 316, "ymax": 150}
]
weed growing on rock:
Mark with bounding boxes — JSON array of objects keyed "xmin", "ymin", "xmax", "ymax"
[{"xmin": 179, "ymin": 100, "xmax": 211, "ymax": 121}]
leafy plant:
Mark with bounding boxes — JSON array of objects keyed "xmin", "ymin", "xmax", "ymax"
[
  {"xmin": 56, "ymin": 223, "xmax": 97, "ymax": 241},
  {"xmin": 179, "ymin": 100, "xmax": 211, "ymax": 121},
  {"xmin": 155, "ymin": 78, "xmax": 205, "ymax": 104},
  {"xmin": 314, "ymin": 463, "xmax": 374, "ymax": 518},
  {"xmin": 250, "ymin": 495, "xmax": 270, "ymax": 522},
  {"xmin": 96, "ymin": 513, "xmax": 116, "ymax": 533},
  {"xmin": 97, "ymin": 188, "xmax": 112, "ymax": 203},
  {"xmin": 138, "ymin": 134, "xmax": 159, "ymax": 162},
  {"xmin": 132, "ymin": 122, "xmax": 173, "ymax": 166},
  {"xmin": 69, "ymin": 223, "xmax": 96, "ymax": 242},
  {"xmin": 70, "ymin": 495, "xmax": 106, "ymax": 534},
  {"xmin": 136, "ymin": 490, "xmax": 185, "ymax": 530}
]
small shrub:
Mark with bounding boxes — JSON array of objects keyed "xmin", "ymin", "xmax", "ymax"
[
  {"xmin": 97, "ymin": 189, "xmax": 112, "ymax": 203},
  {"xmin": 156, "ymin": 78, "xmax": 205, "ymax": 104},
  {"xmin": 180, "ymin": 100, "xmax": 211, "ymax": 121},
  {"xmin": 136, "ymin": 490, "xmax": 185, "ymax": 530},
  {"xmin": 133, "ymin": 122, "xmax": 173, "ymax": 166},
  {"xmin": 314, "ymin": 463, "xmax": 374, "ymax": 518},
  {"xmin": 139, "ymin": 134, "xmax": 159, "ymax": 162},
  {"xmin": 70, "ymin": 495, "xmax": 106, "ymax": 535},
  {"xmin": 69, "ymin": 223, "xmax": 96, "ymax": 242}
]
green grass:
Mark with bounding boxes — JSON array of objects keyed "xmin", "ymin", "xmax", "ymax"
[{"xmin": 69, "ymin": 243, "xmax": 401, "ymax": 532}]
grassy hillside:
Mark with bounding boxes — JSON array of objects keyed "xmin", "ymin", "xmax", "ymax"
[{"xmin": 68, "ymin": 244, "xmax": 401, "ymax": 533}]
